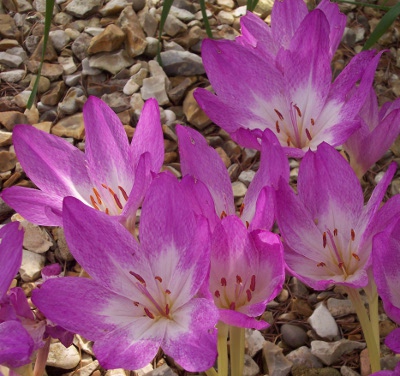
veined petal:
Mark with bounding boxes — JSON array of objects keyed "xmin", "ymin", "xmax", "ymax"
[
  {"xmin": 372, "ymin": 219, "xmax": 400, "ymax": 324},
  {"xmin": 0, "ymin": 321, "xmax": 34, "ymax": 368},
  {"xmin": 1, "ymin": 187, "xmax": 63, "ymax": 227},
  {"xmin": 180, "ymin": 175, "xmax": 219, "ymax": 231},
  {"xmin": 83, "ymin": 96, "xmax": 132, "ymax": 192},
  {"xmin": 385, "ymin": 328, "xmax": 400, "ymax": 354},
  {"xmin": 270, "ymin": 0, "xmax": 308, "ymax": 50},
  {"xmin": 242, "ymin": 129, "xmax": 289, "ymax": 227},
  {"xmin": 139, "ymin": 173, "xmax": 211, "ymax": 304},
  {"xmin": 162, "ymin": 299, "xmax": 218, "ymax": 372},
  {"xmin": 298, "ymin": 143, "xmax": 363, "ymax": 229},
  {"xmin": 130, "ymin": 98, "xmax": 164, "ymax": 172},
  {"xmin": 316, "ymin": 0, "xmax": 346, "ymax": 56},
  {"xmin": 32, "ymin": 277, "xmax": 135, "ymax": 341},
  {"xmin": 219, "ymin": 309, "xmax": 268, "ymax": 330},
  {"xmin": 63, "ymin": 197, "xmax": 141, "ymax": 299},
  {"xmin": 246, "ymin": 186, "xmax": 275, "ymax": 232},
  {"xmin": 93, "ymin": 321, "xmax": 164, "ymax": 370},
  {"xmin": 11, "ymin": 125, "xmax": 91, "ymax": 200},
  {"xmin": 177, "ymin": 125, "xmax": 234, "ymax": 216},
  {"xmin": 0, "ymin": 222, "xmax": 23, "ymax": 300}
]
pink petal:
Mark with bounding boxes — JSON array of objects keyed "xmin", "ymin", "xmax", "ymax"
[
  {"xmin": 385, "ymin": 328, "xmax": 400, "ymax": 353},
  {"xmin": 12, "ymin": 125, "xmax": 91, "ymax": 199},
  {"xmin": 62, "ymin": 197, "xmax": 142, "ymax": 299},
  {"xmin": 219, "ymin": 309, "xmax": 268, "ymax": 330},
  {"xmin": 0, "ymin": 321, "xmax": 34, "ymax": 368},
  {"xmin": 177, "ymin": 125, "xmax": 234, "ymax": 216},
  {"xmin": 83, "ymin": 96, "xmax": 132, "ymax": 191},
  {"xmin": 130, "ymin": 98, "xmax": 164, "ymax": 172},
  {"xmin": 162, "ymin": 299, "xmax": 218, "ymax": 372},
  {"xmin": 2, "ymin": 186, "xmax": 63, "ymax": 226},
  {"xmin": 0, "ymin": 222, "xmax": 23, "ymax": 299}
]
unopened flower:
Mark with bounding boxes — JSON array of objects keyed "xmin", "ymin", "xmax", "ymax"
[
  {"xmin": 2, "ymin": 97, "xmax": 164, "ymax": 232},
  {"xmin": 33, "ymin": 173, "xmax": 218, "ymax": 371},
  {"xmin": 275, "ymin": 143, "xmax": 397, "ymax": 289},
  {"xmin": 344, "ymin": 89, "xmax": 400, "ymax": 178},
  {"xmin": 195, "ymin": 10, "xmax": 381, "ymax": 157}
]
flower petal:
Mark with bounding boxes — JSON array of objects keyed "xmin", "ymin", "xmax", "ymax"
[
  {"xmin": 0, "ymin": 321, "xmax": 34, "ymax": 368},
  {"xmin": 385, "ymin": 328, "xmax": 400, "ymax": 354},
  {"xmin": 0, "ymin": 222, "xmax": 23, "ymax": 300},
  {"xmin": 62, "ymin": 197, "xmax": 141, "ymax": 299},
  {"xmin": 1, "ymin": 186, "xmax": 63, "ymax": 226},
  {"xmin": 139, "ymin": 173, "xmax": 211, "ymax": 304},
  {"xmin": 83, "ymin": 96, "xmax": 132, "ymax": 191},
  {"xmin": 177, "ymin": 125, "xmax": 234, "ymax": 216},
  {"xmin": 219, "ymin": 309, "xmax": 268, "ymax": 330},
  {"xmin": 130, "ymin": 98, "xmax": 164, "ymax": 172},
  {"xmin": 162, "ymin": 299, "xmax": 218, "ymax": 372},
  {"xmin": 11, "ymin": 125, "xmax": 91, "ymax": 199},
  {"xmin": 298, "ymin": 143, "xmax": 363, "ymax": 229}
]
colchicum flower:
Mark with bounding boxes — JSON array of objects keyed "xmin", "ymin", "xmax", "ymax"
[
  {"xmin": 177, "ymin": 126, "xmax": 286, "ymax": 328},
  {"xmin": 195, "ymin": 8, "xmax": 380, "ymax": 157},
  {"xmin": 237, "ymin": 0, "xmax": 346, "ymax": 60},
  {"xmin": 2, "ymin": 97, "xmax": 164, "ymax": 232},
  {"xmin": 275, "ymin": 142, "xmax": 397, "ymax": 290},
  {"xmin": 32, "ymin": 173, "xmax": 218, "ymax": 371},
  {"xmin": 344, "ymin": 88, "xmax": 400, "ymax": 178},
  {"xmin": 0, "ymin": 222, "xmax": 33, "ymax": 369}
]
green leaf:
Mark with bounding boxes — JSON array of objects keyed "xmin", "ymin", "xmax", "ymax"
[
  {"xmin": 157, "ymin": 0, "xmax": 174, "ymax": 65},
  {"xmin": 363, "ymin": 2, "xmax": 400, "ymax": 50},
  {"xmin": 27, "ymin": 0, "xmax": 55, "ymax": 109},
  {"xmin": 247, "ymin": 0, "xmax": 260, "ymax": 12}
]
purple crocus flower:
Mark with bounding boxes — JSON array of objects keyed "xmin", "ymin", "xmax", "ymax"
[
  {"xmin": 275, "ymin": 142, "xmax": 397, "ymax": 290},
  {"xmin": 2, "ymin": 97, "xmax": 164, "ymax": 232},
  {"xmin": 0, "ymin": 222, "xmax": 34, "ymax": 368},
  {"xmin": 237, "ymin": 0, "xmax": 346, "ymax": 60},
  {"xmin": 344, "ymin": 89, "xmax": 400, "ymax": 178},
  {"xmin": 32, "ymin": 173, "xmax": 218, "ymax": 371},
  {"xmin": 195, "ymin": 9, "xmax": 381, "ymax": 157},
  {"xmin": 177, "ymin": 126, "xmax": 286, "ymax": 328}
]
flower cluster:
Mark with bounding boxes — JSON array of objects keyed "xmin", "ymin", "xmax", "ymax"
[{"xmin": 1, "ymin": 0, "xmax": 400, "ymax": 374}]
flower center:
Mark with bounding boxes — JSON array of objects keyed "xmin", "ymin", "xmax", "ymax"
[
  {"xmin": 214, "ymin": 274, "xmax": 256, "ymax": 310},
  {"xmin": 129, "ymin": 271, "xmax": 172, "ymax": 320},
  {"xmin": 89, "ymin": 184, "xmax": 129, "ymax": 216},
  {"xmin": 274, "ymin": 104, "xmax": 315, "ymax": 149},
  {"xmin": 316, "ymin": 227, "xmax": 360, "ymax": 278}
]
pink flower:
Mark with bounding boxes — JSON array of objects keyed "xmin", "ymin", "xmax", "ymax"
[
  {"xmin": 275, "ymin": 143, "xmax": 397, "ymax": 290},
  {"xmin": 2, "ymin": 97, "xmax": 164, "ymax": 232},
  {"xmin": 33, "ymin": 173, "xmax": 218, "ymax": 371}
]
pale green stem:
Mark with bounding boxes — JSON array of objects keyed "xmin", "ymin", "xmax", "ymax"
[
  {"xmin": 12, "ymin": 364, "xmax": 33, "ymax": 376},
  {"xmin": 346, "ymin": 287, "xmax": 381, "ymax": 373},
  {"xmin": 34, "ymin": 336, "xmax": 50, "ymax": 376},
  {"xmin": 229, "ymin": 326, "xmax": 245, "ymax": 376},
  {"xmin": 217, "ymin": 322, "xmax": 229, "ymax": 376},
  {"xmin": 204, "ymin": 367, "xmax": 219, "ymax": 376},
  {"xmin": 364, "ymin": 275, "xmax": 380, "ymax": 350}
]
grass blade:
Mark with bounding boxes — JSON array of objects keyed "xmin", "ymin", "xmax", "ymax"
[
  {"xmin": 199, "ymin": 0, "xmax": 213, "ymax": 38},
  {"xmin": 247, "ymin": 0, "xmax": 260, "ymax": 12},
  {"xmin": 27, "ymin": 0, "xmax": 55, "ymax": 109},
  {"xmin": 363, "ymin": 2, "xmax": 400, "ymax": 50},
  {"xmin": 157, "ymin": 0, "xmax": 174, "ymax": 65}
]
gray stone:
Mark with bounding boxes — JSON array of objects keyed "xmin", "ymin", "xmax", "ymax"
[
  {"xmin": 0, "ymin": 70, "xmax": 25, "ymax": 83},
  {"xmin": 82, "ymin": 58, "xmax": 102, "ymax": 76},
  {"xmin": 232, "ymin": 181, "xmax": 247, "ymax": 198},
  {"xmin": 310, "ymin": 339, "xmax": 366, "ymax": 366},
  {"xmin": 169, "ymin": 6, "xmax": 195, "ymax": 22},
  {"xmin": 286, "ymin": 346, "xmax": 323, "ymax": 368},
  {"xmin": 326, "ymin": 298, "xmax": 356, "ymax": 317},
  {"xmin": 142, "ymin": 364, "xmax": 178, "ymax": 376},
  {"xmin": 21, "ymin": 221, "xmax": 53, "ymax": 254},
  {"xmin": 340, "ymin": 365, "xmax": 360, "ymax": 376},
  {"xmin": 243, "ymin": 354, "xmax": 260, "ymax": 376},
  {"xmin": 72, "ymin": 32, "xmax": 92, "ymax": 61},
  {"xmin": 47, "ymin": 342, "xmax": 80, "ymax": 369},
  {"xmin": 218, "ymin": 10, "xmax": 235, "ymax": 25},
  {"xmin": 58, "ymin": 87, "xmax": 85, "ymax": 115},
  {"xmin": 308, "ymin": 303, "xmax": 339, "ymax": 340},
  {"xmin": 20, "ymin": 249, "xmax": 46, "ymax": 282},
  {"xmin": 49, "ymin": 30, "xmax": 71, "ymax": 51},
  {"xmin": 141, "ymin": 76, "xmax": 170, "ymax": 105},
  {"xmin": 245, "ymin": 329, "xmax": 266, "ymax": 357},
  {"xmin": 101, "ymin": 92, "xmax": 131, "ymax": 112},
  {"xmin": 65, "ymin": 0, "xmax": 104, "ymax": 18},
  {"xmin": 263, "ymin": 341, "xmax": 293, "ymax": 376},
  {"xmin": 0, "ymin": 52, "xmax": 23, "ymax": 68},
  {"xmin": 58, "ymin": 56, "xmax": 77, "ymax": 75},
  {"xmin": 88, "ymin": 50, "xmax": 134, "ymax": 75},
  {"xmin": 281, "ymin": 324, "xmax": 308, "ymax": 349},
  {"xmin": 99, "ymin": 0, "xmax": 131, "ymax": 16},
  {"xmin": 163, "ymin": 14, "xmax": 187, "ymax": 37},
  {"xmin": 159, "ymin": 50, "xmax": 205, "ymax": 76},
  {"xmin": 144, "ymin": 37, "xmax": 160, "ymax": 57},
  {"xmin": 239, "ymin": 170, "xmax": 255, "ymax": 186}
]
